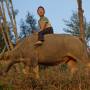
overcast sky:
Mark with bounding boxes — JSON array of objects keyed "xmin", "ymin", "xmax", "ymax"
[{"xmin": 12, "ymin": 0, "xmax": 90, "ymax": 34}]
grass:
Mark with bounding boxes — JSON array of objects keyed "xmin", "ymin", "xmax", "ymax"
[{"xmin": 0, "ymin": 62, "xmax": 90, "ymax": 90}]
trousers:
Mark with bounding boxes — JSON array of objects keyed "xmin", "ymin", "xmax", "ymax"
[{"xmin": 38, "ymin": 27, "xmax": 53, "ymax": 41}]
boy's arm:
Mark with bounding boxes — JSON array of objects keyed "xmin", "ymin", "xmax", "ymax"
[
  {"xmin": 40, "ymin": 22, "xmax": 47, "ymax": 31},
  {"xmin": 39, "ymin": 17, "xmax": 48, "ymax": 31}
]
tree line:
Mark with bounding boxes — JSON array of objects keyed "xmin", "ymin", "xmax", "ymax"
[
  {"xmin": 19, "ymin": 11, "xmax": 90, "ymax": 46},
  {"xmin": 0, "ymin": 1, "xmax": 90, "ymax": 53},
  {"xmin": 64, "ymin": 12, "xmax": 90, "ymax": 46}
]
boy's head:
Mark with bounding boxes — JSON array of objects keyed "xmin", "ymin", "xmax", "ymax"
[{"xmin": 37, "ymin": 6, "xmax": 45, "ymax": 17}]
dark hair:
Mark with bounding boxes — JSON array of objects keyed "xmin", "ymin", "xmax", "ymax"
[{"xmin": 37, "ymin": 6, "xmax": 45, "ymax": 12}]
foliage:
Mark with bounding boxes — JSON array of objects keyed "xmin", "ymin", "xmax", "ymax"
[
  {"xmin": 0, "ymin": 62, "xmax": 90, "ymax": 90},
  {"xmin": 20, "ymin": 12, "xmax": 38, "ymax": 38},
  {"xmin": 63, "ymin": 12, "xmax": 90, "ymax": 43}
]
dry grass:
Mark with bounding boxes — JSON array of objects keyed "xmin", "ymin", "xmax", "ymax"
[{"xmin": 0, "ymin": 62, "xmax": 90, "ymax": 90}]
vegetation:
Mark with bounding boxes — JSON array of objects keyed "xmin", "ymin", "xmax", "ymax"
[
  {"xmin": 63, "ymin": 12, "xmax": 90, "ymax": 44},
  {"xmin": 0, "ymin": 0, "xmax": 90, "ymax": 90},
  {"xmin": 20, "ymin": 12, "xmax": 38, "ymax": 38},
  {"xmin": 0, "ymin": 62, "xmax": 90, "ymax": 90}
]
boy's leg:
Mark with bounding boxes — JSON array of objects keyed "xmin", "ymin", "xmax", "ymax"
[
  {"xmin": 46, "ymin": 27, "xmax": 53, "ymax": 34},
  {"xmin": 38, "ymin": 27, "xmax": 53, "ymax": 41},
  {"xmin": 34, "ymin": 31, "xmax": 44, "ymax": 45},
  {"xmin": 35, "ymin": 27, "xmax": 53, "ymax": 45},
  {"xmin": 38, "ymin": 31, "xmax": 45, "ymax": 41},
  {"xmin": 44, "ymin": 27, "xmax": 53, "ymax": 34}
]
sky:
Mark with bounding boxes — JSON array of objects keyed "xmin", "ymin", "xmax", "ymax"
[{"xmin": 12, "ymin": 0, "xmax": 90, "ymax": 34}]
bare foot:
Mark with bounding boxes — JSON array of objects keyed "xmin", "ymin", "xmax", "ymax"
[{"xmin": 34, "ymin": 41, "xmax": 43, "ymax": 46}]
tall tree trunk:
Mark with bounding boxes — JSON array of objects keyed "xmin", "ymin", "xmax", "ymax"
[
  {"xmin": 0, "ymin": 1, "xmax": 13, "ymax": 50},
  {"xmin": 77, "ymin": 0, "xmax": 88, "ymax": 59},
  {"xmin": 77, "ymin": 0, "xmax": 85, "ymax": 42},
  {"xmin": 0, "ymin": 4, "xmax": 10, "ymax": 51},
  {"xmin": 5, "ymin": 0, "xmax": 18, "ymax": 42},
  {"xmin": 10, "ymin": 0, "xmax": 18, "ymax": 40}
]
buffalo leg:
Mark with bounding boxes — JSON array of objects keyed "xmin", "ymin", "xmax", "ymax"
[
  {"xmin": 67, "ymin": 60, "xmax": 78, "ymax": 77},
  {"xmin": 23, "ymin": 65, "xmax": 40, "ymax": 79},
  {"xmin": 32, "ymin": 65, "xmax": 40, "ymax": 79},
  {"xmin": 22, "ymin": 60, "xmax": 31, "ymax": 77},
  {"xmin": 22, "ymin": 59, "xmax": 40, "ymax": 79},
  {"xmin": 22, "ymin": 66, "xmax": 30, "ymax": 75}
]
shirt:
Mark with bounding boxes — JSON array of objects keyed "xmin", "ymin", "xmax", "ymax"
[{"xmin": 38, "ymin": 16, "xmax": 52, "ymax": 30}]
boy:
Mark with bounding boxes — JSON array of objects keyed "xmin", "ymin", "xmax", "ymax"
[{"xmin": 35, "ymin": 6, "xmax": 53, "ymax": 45}]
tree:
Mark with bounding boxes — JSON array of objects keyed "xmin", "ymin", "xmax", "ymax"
[
  {"xmin": 5, "ymin": 0, "xmax": 18, "ymax": 42},
  {"xmin": 0, "ymin": 1, "xmax": 12, "ymax": 51},
  {"xmin": 20, "ymin": 12, "xmax": 38, "ymax": 38},
  {"xmin": 0, "ymin": 0, "xmax": 19, "ymax": 51},
  {"xmin": 86, "ymin": 23, "xmax": 90, "ymax": 43},
  {"xmin": 20, "ymin": 19, "xmax": 28, "ymax": 38},
  {"xmin": 77, "ymin": 0, "xmax": 85, "ymax": 42},
  {"xmin": 0, "ymin": 30, "xmax": 5, "ymax": 53},
  {"xmin": 7, "ymin": 22, "xmax": 16, "ymax": 44},
  {"xmin": 63, "ymin": 12, "xmax": 90, "ymax": 44},
  {"xmin": 26, "ymin": 12, "xmax": 38, "ymax": 32}
]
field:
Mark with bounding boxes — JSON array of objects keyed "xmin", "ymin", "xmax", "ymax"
[{"xmin": 0, "ymin": 62, "xmax": 90, "ymax": 90}]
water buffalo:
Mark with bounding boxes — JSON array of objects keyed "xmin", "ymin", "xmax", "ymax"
[{"xmin": 0, "ymin": 34, "xmax": 90, "ymax": 78}]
